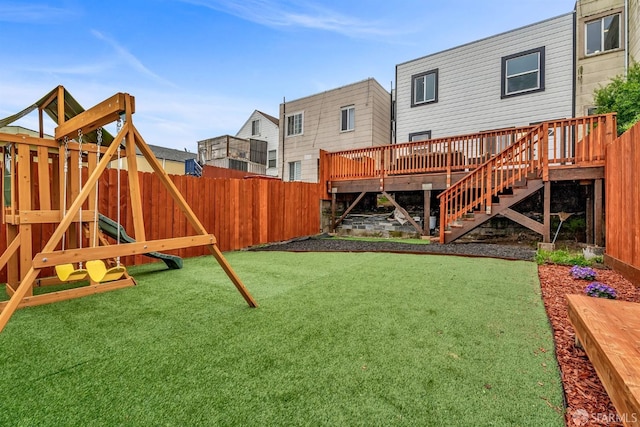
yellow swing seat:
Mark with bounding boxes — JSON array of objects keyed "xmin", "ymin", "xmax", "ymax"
[
  {"xmin": 86, "ymin": 260, "xmax": 127, "ymax": 283},
  {"xmin": 55, "ymin": 264, "xmax": 88, "ymax": 282}
]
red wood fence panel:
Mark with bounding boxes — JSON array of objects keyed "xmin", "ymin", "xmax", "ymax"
[
  {"xmin": 1, "ymin": 170, "xmax": 323, "ymax": 281},
  {"xmin": 605, "ymin": 121, "xmax": 640, "ymax": 284}
]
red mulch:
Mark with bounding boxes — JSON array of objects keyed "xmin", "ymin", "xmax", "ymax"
[{"xmin": 538, "ymin": 264, "xmax": 640, "ymax": 426}]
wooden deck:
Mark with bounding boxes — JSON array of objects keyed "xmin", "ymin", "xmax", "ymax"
[
  {"xmin": 567, "ymin": 294, "xmax": 640, "ymax": 426},
  {"xmin": 320, "ymin": 114, "xmax": 615, "ymax": 243}
]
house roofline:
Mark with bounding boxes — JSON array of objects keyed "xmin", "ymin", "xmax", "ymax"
[
  {"xmin": 396, "ymin": 12, "xmax": 575, "ymax": 67},
  {"xmin": 280, "ymin": 77, "xmax": 389, "ymax": 106}
]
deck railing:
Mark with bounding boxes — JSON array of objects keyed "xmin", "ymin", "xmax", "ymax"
[
  {"xmin": 326, "ymin": 126, "xmax": 534, "ymax": 181},
  {"xmin": 438, "ymin": 114, "xmax": 615, "ymax": 241}
]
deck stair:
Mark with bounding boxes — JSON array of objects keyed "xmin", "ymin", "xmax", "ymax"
[
  {"xmin": 438, "ymin": 115, "xmax": 615, "ymax": 243},
  {"xmin": 443, "ymin": 178, "xmax": 544, "ymax": 242}
]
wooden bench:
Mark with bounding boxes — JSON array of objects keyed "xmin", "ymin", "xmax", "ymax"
[{"xmin": 567, "ymin": 294, "xmax": 640, "ymax": 426}]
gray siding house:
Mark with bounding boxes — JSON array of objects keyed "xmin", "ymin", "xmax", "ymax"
[{"xmin": 395, "ymin": 13, "xmax": 575, "ymax": 143}]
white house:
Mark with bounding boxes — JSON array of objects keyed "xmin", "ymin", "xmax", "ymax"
[
  {"xmin": 235, "ymin": 110, "xmax": 280, "ymax": 177},
  {"xmin": 198, "ymin": 109, "xmax": 279, "ymax": 177},
  {"xmin": 394, "ymin": 13, "xmax": 575, "ymax": 143}
]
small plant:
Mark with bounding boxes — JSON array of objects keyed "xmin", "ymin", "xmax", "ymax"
[
  {"xmin": 535, "ymin": 249, "xmax": 592, "ymax": 266},
  {"xmin": 585, "ymin": 282, "xmax": 617, "ymax": 299},
  {"xmin": 570, "ymin": 265, "xmax": 597, "ymax": 280}
]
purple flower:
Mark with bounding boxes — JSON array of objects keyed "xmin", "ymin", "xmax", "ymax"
[
  {"xmin": 570, "ymin": 265, "xmax": 597, "ymax": 280},
  {"xmin": 585, "ymin": 282, "xmax": 617, "ymax": 299}
]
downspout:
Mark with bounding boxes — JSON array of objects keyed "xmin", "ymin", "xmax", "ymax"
[
  {"xmin": 572, "ymin": 7, "xmax": 577, "ymax": 118},
  {"xmin": 625, "ymin": 0, "xmax": 629, "ymax": 76},
  {"xmin": 394, "ymin": 65, "xmax": 398, "ymax": 144},
  {"xmin": 390, "ymin": 80, "xmax": 394, "ymax": 144},
  {"xmin": 281, "ymin": 97, "xmax": 286, "ymax": 180}
]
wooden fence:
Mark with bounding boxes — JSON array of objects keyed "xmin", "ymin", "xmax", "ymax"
[
  {"xmin": 0, "ymin": 169, "xmax": 323, "ymax": 280},
  {"xmin": 605, "ymin": 121, "xmax": 640, "ymax": 284}
]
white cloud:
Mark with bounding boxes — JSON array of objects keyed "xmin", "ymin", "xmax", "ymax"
[
  {"xmin": 91, "ymin": 30, "xmax": 177, "ymax": 88},
  {"xmin": 0, "ymin": 3, "xmax": 77, "ymax": 22},
  {"xmin": 178, "ymin": 0, "xmax": 403, "ymax": 38}
]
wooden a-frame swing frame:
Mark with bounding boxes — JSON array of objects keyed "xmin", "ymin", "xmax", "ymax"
[{"xmin": 0, "ymin": 86, "xmax": 257, "ymax": 333}]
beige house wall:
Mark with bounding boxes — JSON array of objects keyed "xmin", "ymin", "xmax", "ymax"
[
  {"xmin": 279, "ymin": 78, "xmax": 391, "ymax": 183},
  {"xmin": 575, "ymin": 0, "xmax": 627, "ymax": 115},
  {"xmin": 630, "ymin": 0, "xmax": 640, "ymax": 62},
  {"xmin": 109, "ymin": 157, "xmax": 187, "ymax": 175}
]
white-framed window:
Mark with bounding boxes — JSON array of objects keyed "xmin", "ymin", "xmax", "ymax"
[
  {"xmin": 286, "ymin": 112, "xmax": 303, "ymax": 136},
  {"xmin": 251, "ymin": 119, "xmax": 260, "ymax": 136},
  {"xmin": 340, "ymin": 106, "xmax": 355, "ymax": 132},
  {"xmin": 411, "ymin": 69, "xmax": 438, "ymax": 106},
  {"xmin": 268, "ymin": 149, "xmax": 277, "ymax": 168},
  {"xmin": 288, "ymin": 161, "xmax": 301, "ymax": 181},
  {"xmin": 501, "ymin": 47, "xmax": 545, "ymax": 98},
  {"xmin": 586, "ymin": 14, "xmax": 620, "ymax": 55},
  {"xmin": 409, "ymin": 131, "xmax": 431, "ymax": 142}
]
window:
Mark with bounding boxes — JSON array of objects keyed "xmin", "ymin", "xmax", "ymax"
[
  {"xmin": 409, "ymin": 131, "xmax": 431, "ymax": 142},
  {"xmin": 268, "ymin": 149, "xmax": 277, "ymax": 168},
  {"xmin": 251, "ymin": 119, "xmax": 260, "ymax": 136},
  {"xmin": 411, "ymin": 69, "xmax": 438, "ymax": 106},
  {"xmin": 341, "ymin": 106, "xmax": 355, "ymax": 131},
  {"xmin": 286, "ymin": 112, "xmax": 303, "ymax": 136},
  {"xmin": 501, "ymin": 47, "xmax": 545, "ymax": 98},
  {"xmin": 288, "ymin": 161, "xmax": 301, "ymax": 181},
  {"xmin": 229, "ymin": 159, "xmax": 248, "ymax": 172},
  {"xmin": 586, "ymin": 14, "xmax": 620, "ymax": 55}
]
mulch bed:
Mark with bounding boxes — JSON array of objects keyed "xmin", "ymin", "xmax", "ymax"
[
  {"xmin": 253, "ymin": 237, "xmax": 640, "ymax": 426},
  {"xmin": 539, "ymin": 264, "xmax": 640, "ymax": 427}
]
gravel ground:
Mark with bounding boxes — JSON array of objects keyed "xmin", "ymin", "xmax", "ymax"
[{"xmin": 250, "ymin": 234, "xmax": 537, "ymax": 261}]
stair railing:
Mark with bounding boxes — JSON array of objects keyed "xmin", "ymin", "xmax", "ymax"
[
  {"xmin": 438, "ymin": 125, "xmax": 544, "ymax": 241},
  {"xmin": 325, "ymin": 126, "xmax": 534, "ymax": 181}
]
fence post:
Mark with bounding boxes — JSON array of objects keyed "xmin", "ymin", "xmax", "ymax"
[{"xmin": 542, "ymin": 123, "xmax": 549, "ymax": 181}]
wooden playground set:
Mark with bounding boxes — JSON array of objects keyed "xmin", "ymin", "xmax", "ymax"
[{"xmin": 0, "ymin": 86, "xmax": 257, "ymax": 333}]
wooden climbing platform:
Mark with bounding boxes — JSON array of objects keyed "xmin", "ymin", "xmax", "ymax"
[{"xmin": 567, "ymin": 294, "xmax": 640, "ymax": 426}]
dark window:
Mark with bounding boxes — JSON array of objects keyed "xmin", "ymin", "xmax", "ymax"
[
  {"xmin": 286, "ymin": 113, "xmax": 303, "ymax": 136},
  {"xmin": 229, "ymin": 159, "xmax": 248, "ymax": 172},
  {"xmin": 249, "ymin": 139, "xmax": 267, "ymax": 165},
  {"xmin": 340, "ymin": 106, "xmax": 355, "ymax": 131},
  {"xmin": 409, "ymin": 131, "xmax": 432, "ymax": 142},
  {"xmin": 501, "ymin": 47, "xmax": 545, "ymax": 98},
  {"xmin": 411, "ymin": 69, "xmax": 438, "ymax": 107},
  {"xmin": 268, "ymin": 150, "xmax": 277, "ymax": 168},
  {"xmin": 289, "ymin": 161, "xmax": 301, "ymax": 181}
]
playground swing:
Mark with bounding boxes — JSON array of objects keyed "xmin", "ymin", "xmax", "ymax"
[
  {"xmin": 54, "ymin": 134, "xmax": 88, "ymax": 282},
  {"xmin": 85, "ymin": 125, "xmax": 127, "ymax": 283}
]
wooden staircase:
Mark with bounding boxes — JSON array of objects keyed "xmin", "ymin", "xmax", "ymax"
[
  {"xmin": 438, "ymin": 114, "xmax": 615, "ymax": 244},
  {"xmin": 443, "ymin": 178, "xmax": 544, "ymax": 242}
]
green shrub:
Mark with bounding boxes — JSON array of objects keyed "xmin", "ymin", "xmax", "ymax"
[{"xmin": 535, "ymin": 249, "xmax": 592, "ymax": 266}]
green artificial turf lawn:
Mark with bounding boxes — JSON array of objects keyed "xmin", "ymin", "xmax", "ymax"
[{"xmin": 0, "ymin": 252, "xmax": 563, "ymax": 426}]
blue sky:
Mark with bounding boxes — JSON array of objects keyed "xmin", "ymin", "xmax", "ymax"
[{"xmin": 1, "ymin": 0, "xmax": 576, "ymax": 152}]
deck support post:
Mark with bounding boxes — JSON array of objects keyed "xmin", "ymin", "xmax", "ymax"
[
  {"xmin": 585, "ymin": 183, "xmax": 594, "ymax": 244},
  {"xmin": 543, "ymin": 181, "xmax": 551, "ymax": 243},
  {"xmin": 423, "ymin": 186, "xmax": 432, "ymax": 236},
  {"xmin": 594, "ymin": 178, "xmax": 603, "ymax": 246},
  {"xmin": 331, "ymin": 190, "xmax": 337, "ymax": 233}
]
